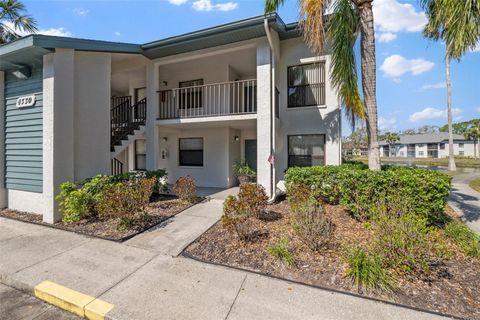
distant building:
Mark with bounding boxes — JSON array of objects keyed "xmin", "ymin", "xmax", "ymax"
[{"xmin": 379, "ymin": 132, "xmax": 476, "ymax": 158}]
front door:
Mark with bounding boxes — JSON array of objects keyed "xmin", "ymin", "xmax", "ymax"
[{"xmin": 245, "ymin": 139, "xmax": 257, "ymax": 172}]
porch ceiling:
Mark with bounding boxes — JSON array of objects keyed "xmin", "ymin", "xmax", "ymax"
[{"xmin": 156, "ymin": 116, "xmax": 256, "ymax": 130}]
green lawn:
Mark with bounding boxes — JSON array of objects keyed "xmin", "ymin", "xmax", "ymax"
[
  {"xmin": 469, "ymin": 178, "xmax": 480, "ymax": 193},
  {"xmin": 351, "ymin": 156, "xmax": 480, "ymax": 168}
]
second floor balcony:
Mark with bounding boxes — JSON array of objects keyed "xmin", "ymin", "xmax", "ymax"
[{"xmin": 157, "ymin": 79, "xmax": 257, "ymax": 120}]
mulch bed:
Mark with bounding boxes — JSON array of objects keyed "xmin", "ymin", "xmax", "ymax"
[
  {"xmin": 0, "ymin": 194, "xmax": 200, "ymax": 241},
  {"xmin": 184, "ymin": 201, "xmax": 480, "ymax": 320}
]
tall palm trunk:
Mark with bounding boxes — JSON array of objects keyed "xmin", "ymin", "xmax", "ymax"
[
  {"xmin": 358, "ymin": 1, "xmax": 380, "ymax": 170},
  {"xmin": 445, "ymin": 55, "xmax": 456, "ymax": 171}
]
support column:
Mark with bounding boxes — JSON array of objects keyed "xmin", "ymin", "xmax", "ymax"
[
  {"xmin": 43, "ymin": 49, "xmax": 75, "ymax": 223},
  {"xmin": 146, "ymin": 61, "xmax": 159, "ymax": 171},
  {"xmin": 0, "ymin": 71, "xmax": 7, "ymax": 208},
  {"xmin": 256, "ymin": 41, "xmax": 273, "ymax": 196}
]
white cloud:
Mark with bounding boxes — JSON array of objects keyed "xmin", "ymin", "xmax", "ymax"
[
  {"xmin": 168, "ymin": 0, "xmax": 188, "ymax": 5},
  {"xmin": 38, "ymin": 27, "xmax": 72, "ymax": 37},
  {"xmin": 420, "ymin": 82, "xmax": 446, "ymax": 91},
  {"xmin": 379, "ymin": 117, "xmax": 397, "ymax": 131},
  {"xmin": 73, "ymin": 8, "xmax": 89, "ymax": 16},
  {"xmin": 114, "ymin": 31, "xmax": 121, "ymax": 36},
  {"xmin": 215, "ymin": 2, "xmax": 238, "ymax": 11},
  {"xmin": 476, "ymin": 107, "xmax": 480, "ymax": 112},
  {"xmin": 4, "ymin": 21, "xmax": 72, "ymax": 37},
  {"xmin": 192, "ymin": 0, "xmax": 238, "ymax": 11},
  {"xmin": 409, "ymin": 107, "xmax": 462, "ymax": 122},
  {"xmin": 373, "ymin": 0, "xmax": 427, "ymax": 33},
  {"xmin": 380, "ymin": 54, "xmax": 434, "ymax": 78},
  {"xmin": 377, "ymin": 32, "xmax": 397, "ymax": 43}
]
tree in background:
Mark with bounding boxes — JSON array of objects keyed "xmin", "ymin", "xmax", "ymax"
[
  {"xmin": 265, "ymin": 0, "xmax": 381, "ymax": 170},
  {"xmin": 0, "ymin": 0, "xmax": 37, "ymax": 44},
  {"xmin": 384, "ymin": 132, "xmax": 400, "ymax": 157},
  {"xmin": 421, "ymin": 0, "xmax": 480, "ymax": 171},
  {"xmin": 465, "ymin": 124, "xmax": 480, "ymax": 159},
  {"xmin": 439, "ymin": 119, "xmax": 480, "ymax": 135}
]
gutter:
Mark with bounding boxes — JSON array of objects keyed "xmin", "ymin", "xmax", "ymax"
[{"xmin": 264, "ymin": 18, "xmax": 277, "ymax": 203}]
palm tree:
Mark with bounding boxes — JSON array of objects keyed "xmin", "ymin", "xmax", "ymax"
[
  {"xmin": 265, "ymin": 0, "xmax": 381, "ymax": 170},
  {"xmin": 384, "ymin": 132, "xmax": 400, "ymax": 157},
  {"xmin": 465, "ymin": 124, "xmax": 480, "ymax": 159},
  {"xmin": 420, "ymin": 0, "xmax": 480, "ymax": 171},
  {"xmin": 0, "ymin": 0, "xmax": 37, "ymax": 44}
]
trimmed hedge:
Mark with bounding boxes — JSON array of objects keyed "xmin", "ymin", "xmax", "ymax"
[{"xmin": 285, "ymin": 164, "xmax": 452, "ymax": 223}]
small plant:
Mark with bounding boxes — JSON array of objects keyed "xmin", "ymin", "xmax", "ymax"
[
  {"xmin": 95, "ymin": 177, "xmax": 156, "ymax": 229},
  {"xmin": 287, "ymin": 184, "xmax": 313, "ymax": 212},
  {"xmin": 173, "ymin": 176, "xmax": 197, "ymax": 203},
  {"xmin": 292, "ymin": 199, "xmax": 333, "ymax": 251},
  {"xmin": 345, "ymin": 245, "xmax": 395, "ymax": 293},
  {"xmin": 445, "ymin": 220, "xmax": 480, "ymax": 258},
  {"xmin": 237, "ymin": 183, "xmax": 268, "ymax": 218},
  {"xmin": 233, "ymin": 161, "xmax": 256, "ymax": 176},
  {"xmin": 372, "ymin": 212, "xmax": 445, "ymax": 273},
  {"xmin": 268, "ymin": 237, "xmax": 295, "ymax": 267},
  {"xmin": 222, "ymin": 195, "xmax": 257, "ymax": 241},
  {"xmin": 57, "ymin": 182, "xmax": 92, "ymax": 222}
]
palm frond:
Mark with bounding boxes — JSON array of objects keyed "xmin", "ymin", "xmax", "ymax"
[
  {"xmin": 264, "ymin": 0, "xmax": 285, "ymax": 13},
  {"xmin": 421, "ymin": 0, "xmax": 480, "ymax": 59},
  {"xmin": 299, "ymin": 0, "xmax": 331, "ymax": 55},
  {"xmin": 328, "ymin": 0, "xmax": 364, "ymax": 126}
]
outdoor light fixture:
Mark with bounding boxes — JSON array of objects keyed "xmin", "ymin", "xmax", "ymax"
[
  {"xmin": 162, "ymin": 81, "xmax": 168, "ymax": 86},
  {"xmin": 12, "ymin": 66, "xmax": 31, "ymax": 80},
  {"xmin": 162, "ymin": 137, "xmax": 168, "ymax": 142},
  {"xmin": 234, "ymin": 136, "xmax": 240, "ymax": 141}
]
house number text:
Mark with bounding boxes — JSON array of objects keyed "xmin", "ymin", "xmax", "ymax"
[{"xmin": 16, "ymin": 95, "xmax": 36, "ymax": 108}]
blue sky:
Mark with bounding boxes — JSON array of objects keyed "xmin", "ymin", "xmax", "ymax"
[{"xmin": 23, "ymin": 0, "xmax": 480, "ymax": 135}]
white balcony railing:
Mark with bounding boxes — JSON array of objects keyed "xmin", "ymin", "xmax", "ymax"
[{"xmin": 158, "ymin": 79, "xmax": 257, "ymax": 119}]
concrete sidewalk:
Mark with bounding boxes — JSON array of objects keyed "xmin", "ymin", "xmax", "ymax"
[
  {"xmin": 0, "ymin": 195, "xmax": 449, "ymax": 320},
  {"xmin": 448, "ymin": 172, "xmax": 480, "ymax": 233}
]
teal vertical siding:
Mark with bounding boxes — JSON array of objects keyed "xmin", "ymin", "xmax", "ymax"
[{"xmin": 4, "ymin": 64, "xmax": 43, "ymax": 193}]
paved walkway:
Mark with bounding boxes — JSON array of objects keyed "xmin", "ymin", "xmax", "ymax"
[
  {"xmin": 448, "ymin": 172, "xmax": 480, "ymax": 233},
  {"xmin": 1, "ymin": 188, "xmax": 448, "ymax": 320}
]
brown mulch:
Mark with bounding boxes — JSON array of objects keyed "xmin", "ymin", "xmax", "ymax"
[
  {"xmin": 185, "ymin": 201, "xmax": 480, "ymax": 320},
  {"xmin": 0, "ymin": 194, "xmax": 199, "ymax": 241}
]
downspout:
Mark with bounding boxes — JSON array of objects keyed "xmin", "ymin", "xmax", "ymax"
[{"xmin": 264, "ymin": 18, "xmax": 276, "ymax": 203}]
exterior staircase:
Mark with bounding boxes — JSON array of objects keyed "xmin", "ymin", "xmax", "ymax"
[
  {"xmin": 111, "ymin": 96, "xmax": 146, "ymax": 152},
  {"xmin": 110, "ymin": 96, "xmax": 147, "ymax": 174}
]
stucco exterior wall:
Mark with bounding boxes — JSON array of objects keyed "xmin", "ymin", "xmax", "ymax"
[
  {"xmin": 74, "ymin": 52, "xmax": 112, "ymax": 182},
  {"xmin": 275, "ymin": 37, "xmax": 341, "ymax": 180},
  {"xmin": 157, "ymin": 127, "xmax": 231, "ymax": 188}
]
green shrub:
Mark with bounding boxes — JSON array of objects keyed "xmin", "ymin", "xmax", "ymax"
[
  {"xmin": 95, "ymin": 177, "xmax": 156, "ymax": 229},
  {"xmin": 237, "ymin": 183, "xmax": 268, "ymax": 218},
  {"xmin": 372, "ymin": 211, "xmax": 447, "ymax": 273},
  {"xmin": 58, "ymin": 170, "xmax": 168, "ymax": 223},
  {"xmin": 345, "ymin": 245, "xmax": 395, "ymax": 293},
  {"xmin": 268, "ymin": 237, "xmax": 295, "ymax": 266},
  {"xmin": 173, "ymin": 176, "xmax": 197, "ymax": 203},
  {"xmin": 445, "ymin": 220, "xmax": 480, "ymax": 258},
  {"xmin": 291, "ymin": 199, "xmax": 333, "ymax": 251},
  {"xmin": 57, "ymin": 182, "xmax": 93, "ymax": 222},
  {"xmin": 285, "ymin": 165, "xmax": 452, "ymax": 223},
  {"xmin": 233, "ymin": 160, "xmax": 256, "ymax": 176}
]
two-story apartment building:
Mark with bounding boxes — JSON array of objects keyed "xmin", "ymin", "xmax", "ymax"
[
  {"xmin": 379, "ymin": 132, "xmax": 475, "ymax": 158},
  {"xmin": 0, "ymin": 13, "xmax": 341, "ymax": 223}
]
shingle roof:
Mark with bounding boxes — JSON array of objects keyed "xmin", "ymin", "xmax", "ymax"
[{"xmin": 379, "ymin": 132, "xmax": 466, "ymax": 146}]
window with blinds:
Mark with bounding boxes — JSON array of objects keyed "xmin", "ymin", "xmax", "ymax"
[
  {"xmin": 179, "ymin": 138, "xmax": 204, "ymax": 166},
  {"xmin": 288, "ymin": 134, "xmax": 326, "ymax": 167},
  {"xmin": 287, "ymin": 62, "xmax": 325, "ymax": 108}
]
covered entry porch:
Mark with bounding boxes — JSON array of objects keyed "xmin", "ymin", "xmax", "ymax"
[{"xmin": 155, "ymin": 118, "xmax": 257, "ymax": 188}]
